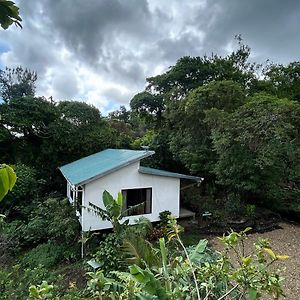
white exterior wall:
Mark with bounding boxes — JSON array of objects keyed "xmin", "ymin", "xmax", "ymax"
[{"xmin": 81, "ymin": 161, "xmax": 180, "ymax": 231}]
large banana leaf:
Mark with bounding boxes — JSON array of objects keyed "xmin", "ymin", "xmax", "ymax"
[
  {"xmin": 190, "ymin": 239, "xmax": 208, "ymax": 263},
  {"xmin": 0, "ymin": 164, "xmax": 16, "ymax": 202},
  {"xmin": 122, "ymin": 232, "xmax": 161, "ymax": 268}
]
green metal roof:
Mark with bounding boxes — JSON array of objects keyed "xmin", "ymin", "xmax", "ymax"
[
  {"xmin": 139, "ymin": 166, "xmax": 203, "ymax": 181},
  {"xmin": 59, "ymin": 149, "xmax": 155, "ymax": 186}
]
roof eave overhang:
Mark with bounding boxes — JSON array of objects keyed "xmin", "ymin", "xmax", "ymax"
[
  {"xmin": 180, "ymin": 176, "xmax": 204, "ymax": 182},
  {"xmin": 138, "ymin": 168, "xmax": 204, "ymax": 182},
  {"xmin": 58, "ymin": 168, "xmax": 74, "ymax": 186}
]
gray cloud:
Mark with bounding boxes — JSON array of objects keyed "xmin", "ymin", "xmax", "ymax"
[
  {"xmin": 103, "ymin": 87, "xmax": 133, "ymax": 105},
  {"xmin": 0, "ymin": 0, "xmax": 299, "ymax": 113},
  {"xmin": 42, "ymin": 0, "xmax": 154, "ymax": 65},
  {"xmin": 51, "ymin": 68, "xmax": 79, "ymax": 100},
  {"xmin": 199, "ymin": 0, "xmax": 300, "ymax": 63}
]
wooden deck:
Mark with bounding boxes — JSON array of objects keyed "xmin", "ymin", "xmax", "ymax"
[{"xmin": 179, "ymin": 207, "xmax": 196, "ymax": 220}]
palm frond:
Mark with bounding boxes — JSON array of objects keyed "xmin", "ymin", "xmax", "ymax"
[
  {"xmin": 87, "ymin": 202, "xmax": 110, "ymax": 221},
  {"xmin": 122, "ymin": 231, "xmax": 161, "ymax": 268}
]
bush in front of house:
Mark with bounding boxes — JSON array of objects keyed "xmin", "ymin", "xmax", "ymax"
[
  {"xmin": 21, "ymin": 242, "xmax": 65, "ymax": 269},
  {"xmin": 84, "ymin": 219, "xmax": 287, "ymax": 299},
  {"xmin": 3, "ymin": 197, "xmax": 80, "ymax": 249},
  {"xmin": 93, "ymin": 232, "xmax": 125, "ymax": 274}
]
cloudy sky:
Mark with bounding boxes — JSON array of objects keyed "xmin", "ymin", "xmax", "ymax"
[{"xmin": 0, "ymin": 0, "xmax": 299, "ymax": 113}]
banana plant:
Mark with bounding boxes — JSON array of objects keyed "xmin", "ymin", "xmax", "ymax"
[
  {"xmin": 89, "ymin": 190, "xmax": 143, "ymax": 233},
  {"xmin": 122, "ymin": 231, "xmax": 161, "ymax": 268}
]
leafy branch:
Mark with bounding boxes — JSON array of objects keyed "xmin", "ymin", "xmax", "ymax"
[{"xmin": 0, "ymin": 0, "xmax": 22, "ymax": 29}]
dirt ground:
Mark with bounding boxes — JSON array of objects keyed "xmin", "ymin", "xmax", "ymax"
[{"xmin": 209, "ymin": 222, "xmax": 300, "ymax": 300}]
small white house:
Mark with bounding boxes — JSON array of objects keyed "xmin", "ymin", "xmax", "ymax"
[{"xmin": 59, "ymin": 149, "xmax": 202, "ymax": 231}]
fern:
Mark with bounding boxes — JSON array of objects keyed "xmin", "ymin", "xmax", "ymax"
[{"xmin": 122, "ymin": 231, "xmax": 161, "ymax": 268}]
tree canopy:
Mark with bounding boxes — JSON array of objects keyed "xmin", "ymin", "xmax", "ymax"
[{"xmin": 128, "ymin": 38, "xmax": 300, "ymax": 214}]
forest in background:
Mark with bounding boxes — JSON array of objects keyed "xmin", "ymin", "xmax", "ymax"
[
  {"xmin": 0, "ymin": 37, "xmax": 299, "ymax": 299},
  {"xmin": 1, "ymin": 38, "xmax": 300, "ymax": 220}
]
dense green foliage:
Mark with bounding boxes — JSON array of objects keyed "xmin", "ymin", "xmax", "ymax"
[
  {"xmin": 0, "ymin": 97, "xmax": 124, "ymax": 192},
  {"xmin": 0, "ymin": 265, "xmax": 58, "ymax": 300},
  {"xmin": 25, "ymin": 215, "xmax": 287, "ymax": 300},
  {"xmin": 128, "ymin": 38, "xmax": 300, "ymax": 214},
  {"xmin": 85, "ymin": 227, "xmax": 286, "ymax": 300},
  {"xmin": 206, "ymin": 94, "xmax": 300, "ymax": 208},
  {"xmin": 93, "ymin": 232, "xmax": 125, "ymax": 274},
  {"xmin": 21, "ymin": 242, "xmax": 66, "ymax": 269},
  {"xmin": 0, "ymin": 67, "xmax": 36, "ymax": 101},
  {"xmin": 3, "ymin": 197, "xmax": 80, "ymax": 250}
]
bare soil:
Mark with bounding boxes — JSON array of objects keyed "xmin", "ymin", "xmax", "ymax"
[
  {"xmin": 58, "ymin": 266, "xmax": 87, "ymax": 294},
  {"xmin": 209, "ymin": 222, "xmax": 300, "ymax": 300}
]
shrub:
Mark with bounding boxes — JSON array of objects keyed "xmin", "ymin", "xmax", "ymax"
[
  {"xmin": 159, "ymin": 210, "xmax": 171, "ymax": 226},
  {"xmin": 28, "ymin": 281, "xmax": 54, "ymax": 300},
  {"xmin": 10, "ymin": 197, "xmax": 80, "ymax": 249},
  {"xmin": 148, "ymin": 227, "xmax": 166, "ymax": 241},
  {"xmin": 59, "ymin": 287, "xmax": 86, "ymax": 300},
  {"xmin": 224, "ymin": 193, "xmax": 244, "ymax": 217},
  {"xmin": 0, "ymin": 219, "xmax": 23, "ymax": 263},
  {"xmin": 21, "ymin": 242, "xmax": 65, "ymax": 269},
  {"xmin": 94, "ymin": 233, "xmax": 125, "ymax": 274},
  {"xmin": 87, "ymin": 221, "xmax": 287, "ymax": 300},
  {"xmin": 0, "ymin": 264, "xmax": 60, "ymax": 300},
  {"xmin": 0, "ymin": 232, "xmax": 19, "ymax": 264},
  {"xmin": 245, "ymin": 204, "xmax": 256, "ymax": 219},
  {"xmin": 28, "ymin": 283, "xmax": 86, "ymax": 300},
  {"xmin": 131, "ymin": 216, "xmax": 153, "ymax": 237},
  {"xmin": 2, "ymin": 164, "xmax": 42, "ymax": 218}
]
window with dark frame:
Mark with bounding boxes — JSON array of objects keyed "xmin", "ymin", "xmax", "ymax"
[{"xmin": 122, "ymin": 187, "xmax": 152, "ymax": 216}]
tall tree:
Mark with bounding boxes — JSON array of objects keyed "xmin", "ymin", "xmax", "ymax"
[
  {"xmin": 206, "ymin": 93, "xmax": 300, "ymax": 208},
  {"xmin": 130, "ymin": 39, "xmax": 258, "ymax": 176},
  {"xmin": 264, "ymin": 62, "xmax": 300, "ymax": 101},
  {"xmin": 130, "ymin": 92, "xmax": 164, "ymax": 126},
  {"xmin": 169, "ymin": 80, "xmax": 246, "ymax": 180},
  {"xmin": 146, "ymin": 38, "xmax": 256, "ymax": 104},
  {"xmin": 0, "ymin": 67, "xmax": 37, "ymax": 102},
  {"xmin": 0, "ymin": 96, "xmax": 57, "ymax": 164},
  {"xmin": 39, "ymin": 101, "xmax": 117, "ymax": 188},
  {"xmin": 108, "ymin": 105, "xmax": 131, "ymax": 124}
]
